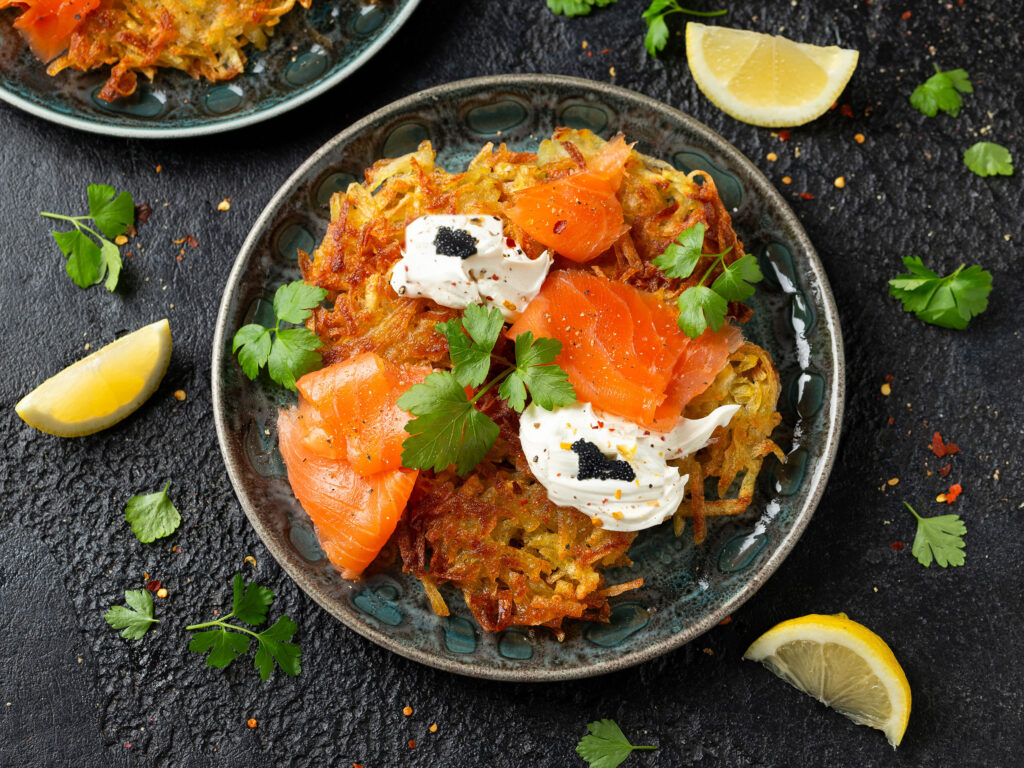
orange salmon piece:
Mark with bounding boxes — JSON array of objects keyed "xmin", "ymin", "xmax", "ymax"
[{"xmin": 12, "ymin": 0, "xmax": 99, "ymax": 62}]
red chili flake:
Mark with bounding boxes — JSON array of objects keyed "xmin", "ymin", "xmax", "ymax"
[
  {"xmin": 135, "ymin": 203, "xmax": 152, "ymax": 223},
  {"xmin": 586, "ymin": 50, "xmax": 592, "ymax": 57},
  {"xmin": 840, "ymin": 104, "xmax": 854, "ymax": 118},
  {"xmin": 186, "ymin": 234, "xmax": 199, "ymax": 248},
  {"xmin": 176, "ymin": 255, "xmax": 184, "ymax": 261},
  {"xmin": 829, "ymin": 101, "xmax": 838, "ymax": 110},
  {"xmin": 945, "ymin": 483, "xmax": 962, "ymax": 503},
  {"xmin": 600, "ymin": 48, "xmax": 610, "ymax": 54},
  {"xmin": 124, "ymin": 743, "xmax": 131, "ymax": 749},
  {"xmin": 891, "ymin": 541, "xmax": 904, "ymax": 551},
  {"xmin": 126, "ymin": 225, "xmax": 137, "ymax": 238},
  {"xmin": 884, "ymin": 374, "xmax": 895, "ymax": 382},
  {"xmin": 146, "ymin": 579, "xmax": 162, "ymax": 592},
  {"xmin": 798, "ymin": 192, "xmax": 815, "ymax": 200},
  {"xmin": 938, "ymin": 463, "xmax": 952, "ymax": 478},
  {"xmin": 901, "ymin": 10, "xmax": 912, "ymax": 19},
  {"xmin": 931, "ymin": 431, "xmax": 960, "ymax": 457},
  {"xmin": 553, "ymin": 220, "xmax": 567, "ymax": 234},
  {"xmin": 718, "ymin": 616, "xmax": 732, "ymax": 626},
  {"xmin": 778, "ymin": 129, "xmax": 791, "ymax": 141},
  {"xmin": 408, "ymin": 740, "xmax": 417, "ymax": 749},
  {"xmin": 887, "ymin": 416, "xmax": 895, "ymax": 425},
  {"xmin": 506, "ymin": 237, "xmax": 516, "ymax": 248}
]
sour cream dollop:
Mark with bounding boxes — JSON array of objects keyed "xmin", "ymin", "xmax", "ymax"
[
  {"xmin": 389, "ymin": 214, "xmax": 552, "ymax": 321},
  {"xmin": 519, "ymin": 401, "xmax": 741, "ymax": 532}
]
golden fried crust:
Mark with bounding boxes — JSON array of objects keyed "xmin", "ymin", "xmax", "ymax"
[
  {"xmin": 1, "ymin": 0, "xmax": 312, "ymax": 101},
  {"xmin": 301, "ymin": 129, "xmax": 782, "ymax": 630}
]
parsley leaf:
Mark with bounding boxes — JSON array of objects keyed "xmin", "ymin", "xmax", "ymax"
[
  {"xmin": 547, "ymin": 0, "xmax": 618, "ymax": 17},
  {"xmin": 888, "ymin": 256, "xmax": 993, "ymax": 330},
  {"xmin": 576, "ymin": 719, "xmax": 657, "ymax": 768},
  {"xmin": 643, "ymin": 0, "xmax": 727, "ymax": 57},
  {"xmin": 909, "ymin": 65, "xmax": 972, "ymax": 118},
  {"xmin": 963, "ymin": 141, "xmax": 1014, "ymax": 177},
  {"xmin": 499, "ymin": 331, "xmax": 576, "ymax": 412},
  {"xmin": 41, "ymin": 184, "xmax": 134, "ymax": 291},
  {"xmin": 124, "ymin": 482, "xmax": 181, "ymax": 543},
  {"xmin": 711, "ymin": 253, "xmax": 763, "ymax": 302},
  {"xmin": 437, "ymin": 303, "xmax": 503, "ymax": 387},
  {"xmin": 398, "ymin": 371, "xmax": 500, "ymax": 475},
  {"xmin": 104, "ymin": 589, "xmax": 159, "ymax": 640},
  {"xmin": 232, "ymin": 280, "xmax": 327, "ymax": 390},
  {"xmin": 904, "ymin": 502, "xmax": 966, "ymax": 568},
  {"xmin": 651, "ymin": 221, "xmax": 710, "ymax": 279},
  {"xmin": 676, "ymin": 285, "xmax": 727, "ymax": 337},
  {"xmin": 186, "ymin": 574, "xmax": 302, "ymax": 680}
]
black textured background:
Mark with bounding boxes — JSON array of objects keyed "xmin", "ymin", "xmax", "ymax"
[{"xmin": 1, "ymin": 1, "xmax": 1022, "ymax": 766}]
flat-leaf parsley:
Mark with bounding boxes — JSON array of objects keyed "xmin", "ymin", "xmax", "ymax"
[
  {"xmin": 232, "ymin": 280, "xmax": 327, "ymax": 390},
  {"xmin": 104, "ymin": 589, "xmax": 159, "ymax": 640},
  {"xmin": 399, "ymin": 303, "xmax": 575, "ymax": 477},
  {"xmin": 643, "ymin": 0, "xmax": 727, "ymax": 57},
  {"xmin": 888, "ymin": 256, "xmax": 992, "ymax": 330},
  {"xmin": 124, "ymin": 482, "xmax": 181, "ymax": 543},
  {"xmin": 186, "ymin": 574, "xmax": 301, "ymax": 681},
  {"xmin": 41, "ymin": 184, "xmax": 134, "ymax": 291},
  {"xmin": 576, "ymin": 719, "xmax": 657, "ymax": 768},
  {"xmin": 963, "ymin": 141, "xmax": 1014, "ymax": 178},
  {"xmin": 909, "ymin": 65, "xmax": 972, "ymax": 118},
  {"xmin": 904, "ymin": 502, "xmax": 966, "ymax": 568},
  {"xmin": 547, "ymin": 0, "xmax": 618, "ymax": 17}
]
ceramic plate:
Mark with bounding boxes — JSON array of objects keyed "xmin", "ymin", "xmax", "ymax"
[
  {"xmin": 0, "ymin": 0, "xmax": 419, "ymax": 138},
  {"xmin": 212, "ymin": 74, "xmax": 845, "ymax": 681}
]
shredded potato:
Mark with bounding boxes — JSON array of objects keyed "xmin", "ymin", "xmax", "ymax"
[
  {"xmin": 0, "ymin": 0, "xmax": 311, "ymax": 101},
  {"xmin": 301, "ymin": 129, "xmax": 783, "ymax": 631}
]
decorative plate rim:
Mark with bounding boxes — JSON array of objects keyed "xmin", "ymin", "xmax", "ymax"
[
  {"xmin": 0, "ymin": 0, "xmax": 421, "ymax": 139},
  {"xmin": 211, "ymin": 73, "xmax": 846, "ymax": 682}
]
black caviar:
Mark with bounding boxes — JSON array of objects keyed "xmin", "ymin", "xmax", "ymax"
[
  {"xmin": 433, "ymin": 226, "xmax": 478, "ymax": 259},
  {"xmin": 571, "ymin": 439, "xmax": 636, "ymax": 482}
]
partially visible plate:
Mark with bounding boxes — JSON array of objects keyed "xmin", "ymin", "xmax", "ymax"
[
  {"xmin": 0, "ymin": 0, "xmax": 420, "ymax": 138},
  {"xmin": 212, "ymin": 74, "xmax": 845, "ymax": 681}
]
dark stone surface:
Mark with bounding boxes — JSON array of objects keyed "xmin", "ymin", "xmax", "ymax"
[{"xmin": 1, "ymin": 1, "xmax": 1021, "ymax": 766}]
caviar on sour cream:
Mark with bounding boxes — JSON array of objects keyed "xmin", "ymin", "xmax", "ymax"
[
  {"xmin": 519, "ymin": 401, "xmax": 741, "ymax": 532},
  {"xmin": 389, "ymin": 214, "xmax": 552, "ymax": 321}
]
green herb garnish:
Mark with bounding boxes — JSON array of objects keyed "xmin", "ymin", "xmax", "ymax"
[
  {"xmin": 576, "ymin": 719, "xmax": 657, "ymax": 768},
  {"xmin": 963, "ymin": 141, "xmax": 1014, "ymax": 177},
  {"xmin": 909, "ymin": 65, "xmax": 972, "ymax": 118},
  {"xmin": 186, "ymin": 574, "xmax": 301, "ymax": 681},
  {"xmin": 643, "ymin": 1, "xmax": 727, "ymax": 57},
  {"xmin": 398, "ymin": 303, "xmax": 575, "ymax": 476},
  {"xmin": 42, "ymin": 184, "xmax": 134, "ymax": 291},
  {"xmin": 904, "ymin": 502, "xmax": 966, "ymax": 568},
  {"xmin": 547, "ymin": 0, "xmax": 618, "ymax": 17},
  {"xmin": 125, "ymin": 482, "xmax": 181, "ymax": 543},
  {"xmin": 888, "ymin": 256, "xmax": 992, "ymax": 330},
  {"xmin": 232, "ymin": 280, "xmax": 327, "ymax": 390},
  {"xmin": 104, "ymin": 589, "xmax": 159, "ymax": 640},
  {"xmin": 652, "ymin": 222, "xmax": 761, "ymax": 338}
]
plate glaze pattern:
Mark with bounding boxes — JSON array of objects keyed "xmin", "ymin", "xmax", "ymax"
[
  {"xmin": 212, "ymin": 75, "xmax": 845, "ymax": 681},
  {"xmin": 0, "ymin": 0, "xmax": 419, "ymax": 138}
]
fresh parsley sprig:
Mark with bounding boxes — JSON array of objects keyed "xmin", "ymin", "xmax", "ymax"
[
  {"xmin": 909, "ymin": 65, "xmax": 972, "ymax": 118},
  {"xmin": 576, "ymin": 719, "xmax": 657, "ymax": 768},
  {"xmin": 963, "ymin": 141, "xmax": 1014, "ymax": 178},
  {"xmin": 547, "ymin": 0, "xmax": 618, "ymax": 17},
  {"xmin": 888, "ymin": 256, "xmax": 992, "ymax": 330},
  {"xmin": 186, "ymin": 574, "xmax": 301, "ymax": 681},
  {"xmin": 652, "ymin": 222, "xmax": 762, "ymax": 338},
  {"xmin": 904, "ymin": 502, "xmax": 966, "ymax": 568},
  {"xmin": 232, "ymin": 280, "xmax": 327, "ymax": 390},
  {"xmin": 125, "ymin": 482, "xmax": 181, "ymax": 543},
  {"xmin": 105, "ymin": 589, "xmax": 159, "ymax": 640},
  {"xmin": 398, "ymin": 303, "xmax": 575, "ymax": 476},
  {"xmin": 643, "ymin": 1, "xmax": 727, "ymax": 57},
  {"xmin": 41, "ymin": 184, "xmax": 134, "ymax": 291}
]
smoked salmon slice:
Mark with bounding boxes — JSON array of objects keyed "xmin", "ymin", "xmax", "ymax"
[
  {"xmin": 505, "ymin": 135, "xmax": 632, "ymax": 263},
  {"xmin": 509, "ymin": 271, "xmax": 736, "ymax": 431},
  {"xmin": 278, "ymin": 404, "xmax": 417, "ymax": 579},
  {"xmin": 12, "ymin": 0, "xmax": 99, "ymax": 62},
  {"xmin": 296, "ymin": 351, "xmax": 430, "ymax": 476}
]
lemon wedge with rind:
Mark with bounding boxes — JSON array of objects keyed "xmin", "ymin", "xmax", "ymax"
[
  {"xmin": 16, "ymin": 319, "xmax": 172, "ymax": 437},
  {"xmin": 686, "ymin": 23, "xmax": 859, "ymax": 127},
  {"xmin": 744, "ymin": 613, "xmax": 911, "ymax": 748}
]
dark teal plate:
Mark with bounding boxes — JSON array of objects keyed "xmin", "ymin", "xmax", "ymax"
[
  {"xmin": 212, "ymin": 75, "xmax": 845, "ymax": 681},
  {"xmin": 0, "ymin": 0, "xmax": 419, "ymax": 138}
]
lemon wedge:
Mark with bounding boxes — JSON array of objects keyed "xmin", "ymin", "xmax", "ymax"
[
  {"xmin": 686, "ymin": 23, "xmax": 859, "ymax": 127},
  {"xmin": 16, "ymin": 319, "xmax": 172, "ymax": 437},
  {"xmin": 744, "ymin": 613, "xmax": 911, "ymax": 748}
]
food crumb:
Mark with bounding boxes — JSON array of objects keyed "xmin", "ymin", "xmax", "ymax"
[
  {"xmin": 609, "ymin": 66, "xmax": 616, "ymax": 77},
  {"xmin": 582, "ymin": 40, "xmax": 588, "ymax": 49},
  {"xmin": 881, "ymin": 382, "xmax": 891, "ymax": 396},
  {"xmin": 115, "ymin": 234, "xmax": 129, "ymax": 245},
  {"xmin": 936, "ymin": 494, "xmax": 947, "ymax": 503},
  {"xmin": 247, "ymin": 718, "xmax": 257, "ymax": 729},
  {"xmin": 173, "ymin": 390, "xmax": 186, "ymax": 401},
  {"xmin": 872, "ymin": 587, "xmax": 878, "ymax": 593},
  {"xmin": 429, "ymin": 723, "xmax": 438, "ymax": 733},
  {"xmin": 766, "ymin": 152, "xmax": 778, "ymax": 162},
  {"xmin": 702, "ymin": 647, "xmax": 714, "ymax": 655},
  {"xmin": 854, "ymin": 133, "xmax": 866, "ymax": 144},
  {"xmin": 156, "ymin": 588, "xmax": 168, "ymax": 599},
  {"xmin": 84, "ymin": 343, "xmax": 91, "ymax": 350},
  {"xmin": 403, "ymin": 706, "xmax": 413, "ymax": 716},
  {"xmin": 217, "ymin": 198, "xmax": 232, "ymax": 211},
  {"xmin": 781, "ymin": 176, "xmax": 792, "ymax": 185},
  {"xmin": 244, "ymin": 555, "xmax": 258, "ymax": 568},
  {"xmin": 155, "ymin": 165, "xmax": 162, "ymax": 173},
  {"xmin": 834, "ymin": 176, "xmax": 846, "ymax": 189},
  {"xmin": 887, "ymin": 477, "xmax": 899, "ymax": 486}
]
